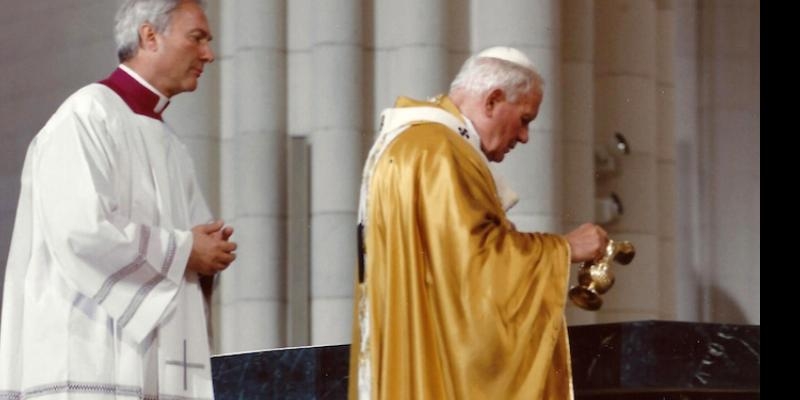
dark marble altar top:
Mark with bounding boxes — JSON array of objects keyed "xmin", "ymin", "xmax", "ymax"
[
  {"xmin": 567, "ymin": 320, "xmax": 760, "ymax": 395},
  {"xmin": 211, "ymin": 320, "xmax": 759, "ymax": 399},
  {"xmin": 212, "ymin": 344, "xmax": 349, "ymax": 400}
]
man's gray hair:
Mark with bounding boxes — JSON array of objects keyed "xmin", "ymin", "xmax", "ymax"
[
  {"xmin": 449, "ymin": 46, "xmax": 544, "ymax": 103},
  {"xmin": 114, "ymin": 0, "xmax": 207, "ymax": 62}
]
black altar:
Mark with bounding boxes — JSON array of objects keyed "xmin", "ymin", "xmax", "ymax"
[{"xmin": 211, "ymin": 320, "xmax": 760, "ymax": 399}]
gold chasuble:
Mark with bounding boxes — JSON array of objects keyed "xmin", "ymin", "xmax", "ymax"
[{"xmin": 349, "ymin": 96, "xmax": 574, "ymax": 400}]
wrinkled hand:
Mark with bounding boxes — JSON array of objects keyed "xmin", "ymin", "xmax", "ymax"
[
  {"xmin": 187, "ymin": 220, "xmax": 237, "ymax": 276},
  {"xmin": 564, "ymin": 223, "xmax": 608, "ymax": 263}
]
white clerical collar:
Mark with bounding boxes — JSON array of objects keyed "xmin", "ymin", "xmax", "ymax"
[
  {"xmin": 460, "ymin": 115, "xmax": 520, "ymax": 211},
  {"xmin": 119, "ymin": 64, "xmax": 170, "ymax": 113},
  {"xmin": 460, "ymin": 116, "xmax": 484, "ymax": 156}
]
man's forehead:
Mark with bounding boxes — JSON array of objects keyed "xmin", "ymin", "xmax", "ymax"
[
  {"xmin": 170, "ymin": 3, "xmax": 212, "ymax": 33},
  {"xmin": 171, "ymin": 2, "xmax": 208, "ymax": 23}
]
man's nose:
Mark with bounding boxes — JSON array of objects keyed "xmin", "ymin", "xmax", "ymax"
[{"xmin": 202, "ymin": 44, "xmax": 215, "ymax": 63}]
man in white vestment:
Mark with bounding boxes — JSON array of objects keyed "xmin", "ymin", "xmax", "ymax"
[{"xmin": 0, "ymin": 0, "xmax": 236, "ymax": 398}]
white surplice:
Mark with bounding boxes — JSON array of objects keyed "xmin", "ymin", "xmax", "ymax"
[{"xmin": 0, "ymin": 67, "xmax": 215, "ymax": 399}]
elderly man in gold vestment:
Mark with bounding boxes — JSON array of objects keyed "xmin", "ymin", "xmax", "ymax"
[{"xmin": 349, "ymin": 46, "xmax": 609, "ymax": 399}]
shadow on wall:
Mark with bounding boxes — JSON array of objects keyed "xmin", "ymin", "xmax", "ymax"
[
  {"xmin": 681, "ymin": 263, "xmax": 753, "ymax": 326},
  {"xmin": 708, "ymin": 285, "xmax": 751, "ymax": 325}
]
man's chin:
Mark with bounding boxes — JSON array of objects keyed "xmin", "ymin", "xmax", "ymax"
[{"xmin": 181, "ymin": 80, "xmax": 199, "ymax": 93}]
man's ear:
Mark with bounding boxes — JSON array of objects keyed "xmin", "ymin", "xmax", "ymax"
[
  {"xmin": 138, "ymin": 23, "xmax": 159, "ymax": 52},
  {"xmin": 484, "ymin": 88, "xmax": 505, "ymax": 116}
]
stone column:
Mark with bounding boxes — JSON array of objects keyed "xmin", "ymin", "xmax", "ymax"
[
  {"xmin": 673, "ymin": 0, "xmax": 702, "ymax": 322},
  {"xmin": 472, "ymin": 0, "xmax": 563, "ymax": 233},
  {"xmin": 656, "ymin": 0, "xmax": 677, "ymax": 320},
  {"xmin": 373, "ymin": 0, "xmax": 449, "ymax": 111},
  {"xmin": 561, "ymin": 0, "xmax": 597, "ymax": 326},
  {"xmin": 309, "ymin": 0, "xmax": 364, "ymax": 345},
  {"xmin": 594, "ymin": 0, "xmax": 660, "ymax": 322},
  {"xmin": 217, "ymin": 0, "xmax": 288, "ymax": 353},
  {"xmin": 699, "ymin": 0, "xmax": 760, "ymax": 324}
]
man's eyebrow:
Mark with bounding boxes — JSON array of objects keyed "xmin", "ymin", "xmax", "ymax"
[{"xmin": 192, "ymin": 28, "xmax": 213, "ymax": 41}]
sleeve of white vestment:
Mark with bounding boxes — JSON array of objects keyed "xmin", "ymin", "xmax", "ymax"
[{"xmin": 30, "ymin": 102, "xmax": 194, "ymax": 345}]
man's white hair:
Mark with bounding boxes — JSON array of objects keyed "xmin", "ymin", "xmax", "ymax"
[
  {"xmin": 449, "ymin": 46, "xmax": 544, "ymax": 102},
  {"xmin": 114, "ymin": 0, "xmax": 207, "ymax": 62}
]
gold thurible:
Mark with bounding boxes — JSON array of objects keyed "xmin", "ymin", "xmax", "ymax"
[{"xmin": 568, "ymin": 240, "xmax": 636, "ymax": 311}]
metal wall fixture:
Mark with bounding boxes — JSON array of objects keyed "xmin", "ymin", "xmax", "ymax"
[{"xmin": 594, "ymin": 131, "xmax": 631, "ymax": 225}]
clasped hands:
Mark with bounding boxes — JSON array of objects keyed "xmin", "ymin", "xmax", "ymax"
[{"xmin": 187, "ymin": 220, "xmax": 237, "ymax": 276}]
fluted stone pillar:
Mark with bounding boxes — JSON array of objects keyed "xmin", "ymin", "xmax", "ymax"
[
  {"xmin": 373, "ymin": 0, "xmax": 449, "ymax": 111},
  {"xmin": 699, "ymin": 0, "xmax": 760, "ymax": 324},
  {"xmin": 215, "ymin": 0, "xmax": 238, "ymax": 354},
  {"xmin": 166, "ymin": 72, "xmax": 220, "ymax": 208},
  {"xmin": 673, "ymin": 0, "xmax": 702, "ymax": 322},
  {"xmin": 594, "ymin": 0, "xmax": 660, "ymax": 322},
  {"xmin": 444, "ymin": 2, "xmax": 471, "ymax": 83},
  {"xmin": 561, "ymin": 0, "xmax": 597, "ymax": 326},
  {"xmin": 472, "ymin": 0, "xmax": 563, "ymax": 233},
  {"xmin": 309, "ymin": 0, "xmax": 363, "ymax": 345},
  {"xmin": 217, "ymin": 0, "xmax": 287, "ymax": 353},
  {"xmin": 656, "ymin": 0, "xmax": 677, "ymax": 320}
]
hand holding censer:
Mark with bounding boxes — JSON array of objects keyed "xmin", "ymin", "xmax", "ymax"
[{"xmin": 568, "ymin": 239, "xmax": 636, "ymax": 311}]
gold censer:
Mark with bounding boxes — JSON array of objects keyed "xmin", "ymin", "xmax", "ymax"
[{"xmin": 569, "ymin": 240, "xmax": 635, "ymax": 311}]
